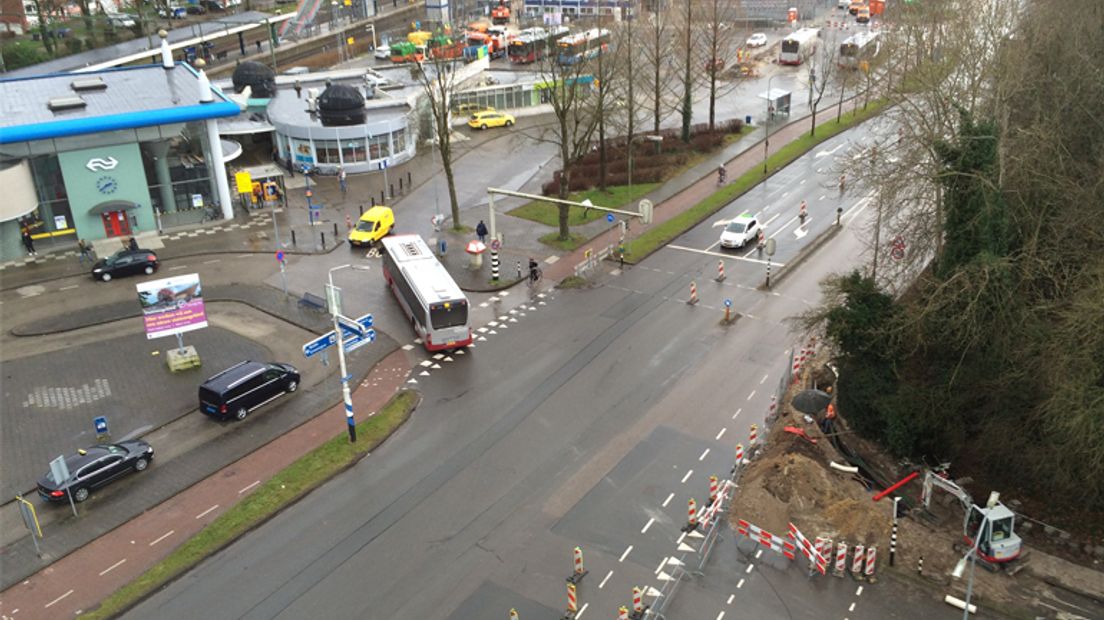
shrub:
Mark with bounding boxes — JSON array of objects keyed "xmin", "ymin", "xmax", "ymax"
[{"xmin": 1, "ymin": 40, "xmax": 47, "ymax": 70}]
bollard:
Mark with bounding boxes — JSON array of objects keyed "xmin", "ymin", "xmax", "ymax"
[
  {"xmin": 371, "ymin": 196, "xmax": 376, "ymax": 208},
  {"xmin": 359, "ymin": 204, "xmax": 364, "ymax": 215},
  {"xmin": 681, "ymin": 498, "xmax": 699, "ymax": 532},
  {"xmin": 510, "ymin": 609, "xmax": 519, "ymax": 620},
  {"xmin": 389, "ymin": 183, "xmax": 394, "ymax": 198},
  {"xmin": 399, "ymin": 177, "xmax": 403, "ymax": 192},
  {"xmin": 407, "ymin": 171, "xmax": 412, "ymax": 186},
  {"xmin": 890, "ymin": 521, "xmax": 897, "ymax": 567},
  {"xmin": 630, "ymin": 586, "xmax": 645, "ymax": 619},
  {"xmin": 917, "ymin": 554, "xmax": 923, "ymax": 576},
  {"xmin": 735, "ymin": 442, "xmax": 744, "ymax": 463},
  {"xmin": 851, "ymin": 544, "xmax": 865, "ymax": 576},
  {"xmin": 321, "ymin": 231, "xmax": 326, "ymax": 247},
  {"xmin": 516, "ymin": 260, "xmax": 522, "ymax": 280},
  {"xmin": 333, "ymin": 222, "xmax": 339, "ymax": 237},
  {"xmin": 767, "ymin": 395, "xmax": 777, "ymax": 419},
  {"xmin": 815, "ymin": 537, "xmax": 828, "ymax": 573},
  {"xmin": 708, "ymin": 475, "xmax": 719, "ymax": 505},
  {"xmin": 491, "ymin": 251, "xmax": 500, "ymax": 281},
  {"xmin": 864, "ymin": 545, "xmax": 877, "ymax": 580},
  {"xmin": 716, "ymin": 259, "xmax": 726, "ymax": 282},
  {"xmin": 618, "ymin": 606, "xmax": 629, "ymax": 620},
  {"xmin": 835, "ymin": 541, "xmax": 847, "ymax": 576},
  {"xmin": 687, "ymin": 281, "xmax": 699, "ymax": 305},
  {"xmin": 749, "ymin": 423, "xmax": 758, "ymax": 446},
  {"xmin": 567, "ymin": 546, "xmax": 588, "ymax": 584},
  {"xmin": 381, "ymin": 190, "xmax": 385, "ymax": 204},
  {"xmin": 291, "ymin": 229, "xmax": 297, "ymax": 246},
  {"xmin": 836, "ymin": 206, "xmax": 843, "ymax": 226},
  {"xmin": 564, "ymin": 582, "xmax": 577, "ymax": 617}
]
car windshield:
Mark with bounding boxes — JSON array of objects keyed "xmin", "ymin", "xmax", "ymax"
[
  {"xmin": 725, "ymin": 221, "xmax": 747, "ymax": 233},
  {"xmin": 356, "ymin": 220, "xmax": 376, "ymax": 232}
]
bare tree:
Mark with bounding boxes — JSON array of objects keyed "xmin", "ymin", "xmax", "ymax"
[
  {"xmin": 700, "ymin": 0, "xmax": 738, "ymax": 131},
  {"xmin": 410, "ymin": 51, "xmax": 467, "ymax": 228},
  {"xmin": 639, "ymin": 7, "xmax": 677, "ymax": 134},
  {"xmin": 678, "ymin": 0, "xmax": 694, "ymax": 142},
  {"xmin": 807, "ymin": 43, "xmax": 838, "ymax": 137}
]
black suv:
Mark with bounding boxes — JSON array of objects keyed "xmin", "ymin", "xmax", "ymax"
[
  {"xmin": 199, "ymin": 361, "xmax": 300, "ymax": 421},
  {"xmin": 91, "ymin": 248, "xmax": 159, "ymax": 281}
]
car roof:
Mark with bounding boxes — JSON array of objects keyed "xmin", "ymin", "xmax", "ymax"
[
  {"xmin": 360, "ymin": 206, "xmax": 392, "ymax": 219},
  {"xmin": 201, "ymin": 360, "xmax": 271, "ymax": 391},
  {"xmin": 732, "ymin": 212, "xmax": 756, "ymax": 223},
  {"xmin": 65, "ymin": 444, "xmax": 127, "ymax": 468}
]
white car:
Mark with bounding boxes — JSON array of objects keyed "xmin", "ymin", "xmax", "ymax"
[
  {"xmin": 719, "ymin": 213, "xmax": 762, "ymax": 249},
  {"xmin": 746, "ymin": 33, "xmax": 768, "ymax": 48}
]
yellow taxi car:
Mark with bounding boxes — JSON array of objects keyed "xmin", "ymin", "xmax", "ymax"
[{"xmin": 468, "ymin": 110, "xmax": 515, "ymax": 130}]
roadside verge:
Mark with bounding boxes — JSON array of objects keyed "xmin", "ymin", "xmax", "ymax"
[{"xmin": 81, "ymin": 389, "xmax": 419, "ymax": 620}]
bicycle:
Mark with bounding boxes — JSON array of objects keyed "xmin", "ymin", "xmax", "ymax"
[{"xmin": 201, "ymin": 206, "xmax": 220, "ymax": 222}]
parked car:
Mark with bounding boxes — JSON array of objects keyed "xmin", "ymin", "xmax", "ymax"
[
  {"xmin": 456, "ymin": 103, "xmax": 494, "ymax": 115},
  {"xmin": 746, "ymin": 33, "xmax": 768, "ymax": 48},
  {"xmin": 200, "ymin": 0, "xmax": 226, "ymax": 11},
  {"xmin": 199, "ymin": 361, "xmax": 300, "ymax": 421},
  {"xmin": 348, "ymin": 206, "xmax": 395, "ymax": 247},
  {"xmin": 186, "ymin": 3, "xmax": 208, "ymax": 14},
  {"xmin": 106, "ymin": 12, "xmax": 136, "ymax": 28},
  {"xmin": 719, "ymin": 213, "xmax": 762, "ymax": 249},
  {"xmin": 37, "ymin": 441, "xmax": 154, "ymax": 503},
  {"xmin": 91, "ymin": 248, "xmax": 159, "ymax": 282},
  {"xmin": 159, "ymin": 5, "xmax": 188, "ymax": 18},
  {"xmin": 468, "ymin": 110, "xmax": 515, "ymax": 130}
]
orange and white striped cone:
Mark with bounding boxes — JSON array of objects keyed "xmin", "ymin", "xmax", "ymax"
[
  {"xmin": 629, "ymin": 586, "xmax": 647, "ymax": 619},
  {"xmin": 567, "ymin": 546, "xmax": 589, "ymax": 584},
  {"xmin": 682, "ymin": 498, "xmax": 699, "ymax": 532},
  {"xmin": 708, "ymin": 475, "xmax": 719, "ymax": 506},
  {"xmin": 618, "ymin": 606, "xmax": 630, "ymax": 620},
  {"xmin": 716, "ymin": 259, "xmax": 726, "ymax": 282},
  {"xmin": 688, "ymin": 281, "xmax": 699, "ymax": 305},
  {"xmin": 564, "ymin": 582, "xmax": 578, "ymax": 617},
  {"xmin": 749, "ymin": 424, "xmax": 759, "ymax": 447}
]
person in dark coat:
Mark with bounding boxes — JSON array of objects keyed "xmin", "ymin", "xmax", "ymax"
[
  {"xmin": 127, "ymin": 236, "xmax": 139, "ymax": 251},
  {"xmin": 21, "ymin": 225, "xmax": 37, "ymax": 256},
  {"xmin": 475, "ymin": 220, "xmax": 488, "ymax": 243}
]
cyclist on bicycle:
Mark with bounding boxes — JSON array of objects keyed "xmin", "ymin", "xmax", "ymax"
[
  {"xmin": 717, "ymin": 164, "xmax": 727, "ymax": 185},
  {"xmin": 528, "ymin": 257, "xmax": 540, "ymax": 283},
  {"xmin": 799, "ymin": 200, "xmax": 808, "ymax": 224}
]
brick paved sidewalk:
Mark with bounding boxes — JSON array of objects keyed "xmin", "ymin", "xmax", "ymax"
[
  {"xmin": 543, "ymin": 96, "xmax": 871, "ymax": 283},
  {"xmin": 0, "ymin": 350, "xmax": 411, "ymax": 619}
]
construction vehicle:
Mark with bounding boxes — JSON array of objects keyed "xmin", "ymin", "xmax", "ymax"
[
  {"xmin": 491, "ymin": 0, "xmax": 510, "ymax": 25},
  {"xmin": 427, "ymin": 34, "xmax": 465, "ymax": 60},
  {"xmin": 389, "ymin": 40, "xmax": 424, "ymax": 63},
  {"xmin": 921, "ymin": 470, "xmax": 1024, "ymax": 572}
]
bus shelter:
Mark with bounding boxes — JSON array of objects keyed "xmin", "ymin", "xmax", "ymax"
[{"xmin": 759, "ymin": 88, "xmax": 792, "ymax": 118}]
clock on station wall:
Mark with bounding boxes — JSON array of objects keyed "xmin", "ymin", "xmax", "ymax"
[{"xmin": 96, "ymin": 175, "xmax": 119, "ymax": 195}]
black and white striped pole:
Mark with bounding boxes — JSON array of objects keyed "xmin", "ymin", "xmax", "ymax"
[
  {"xmin": 890, "ymin": 496, "xmax": 900, "ymax": 566},
  {"xmin": 488, "ymin": 193, "xmax": 500, "ymax": 281},
  {"xmin": 490, "ymin": 242, "xmax": 500, "ymax": 281}
]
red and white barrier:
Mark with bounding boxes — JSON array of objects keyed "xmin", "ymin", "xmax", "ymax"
[
  {"xmin": 687, "ymin": 498, "xmax": 698, "ymax": 527},
  {"xmin": 865, "ymin": 545, "xmax": 877, "ymax": 578},
  {"xmin": 768, "ymin": 395, "xmax": 777, "ymax": 418},
  {"xmin": 688, "ymin": 281, "xmax": 699, "ymax": 305},
  {"xmin": 749, "ymin": 424, "xmax": 759, "ymax": 446},
  {"xmin": 699, "ymin": 480, "xmax": 734, "ymax": 528},
  {"xmin": 510, "ymin": 609, "xmax": 520, "ymax": 620},
  {"xmin": 815, "ymin": 537, "xmax": 831, "ymax": 573},
  {"xmin": 632, "ymin": 586, "xmax": 644, "ymax": 613},
  {"xmin": 618, "ymin": 605, "xmax": 629, "ymax": 620},
  {"xmin": 852, "ymin": 544, "xmax": 865, "ymax": 575},
  {"xmin": 788, "ymin": 523, "xmax": 828, "ymax": 575},
  {"xmin": 737, "ymin": 519, "xmax": 797, "ymax": 560},
  {"xmin": 735, "ymin": 442, "xmax": 744, "ymax": 463},
  {"xmin": 567, "ymin": 546, "xmax": 588, "ymax": 584},
  {"xmin": 566, "ymin": 582, "xmax": 577, "ymax": 614},
  {"xmin": 708, "ymin": 475, "xmax": 719, "ymax": 504},
  {"xmin": 835, "ymin": 542, "xmax": 848, "ymax": 576},
  {"xmin": 716, "ymin": 260, "xmax": 726, "ymax": 282}
]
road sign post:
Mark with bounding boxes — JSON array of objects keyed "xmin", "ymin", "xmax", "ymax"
[
  {"xmin": 765, "ymin": 238, "xmax": 777, "ymax": 289},
  {"xmin": 94, "ymin": 416, "xmax": 109, "ymax": 441},
  {"xmin": 15, "ymin": 496, "xmax": 43, "ymax": 556},
  {"xmin": 50, "ymin": 455, "xmax": 77, "ymax": 517}
]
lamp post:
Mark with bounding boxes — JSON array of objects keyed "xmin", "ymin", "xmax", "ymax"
[
  {"xmin": 763, "ymin": 74, "xmax": 776, "ymax": 174},
  {"xmin": 327, "ymin": 264, "xmax": 370, "ymax": 442},
  {"xmin": 953, "ymin": 513, "xmax": 986, "ymax": 619}
]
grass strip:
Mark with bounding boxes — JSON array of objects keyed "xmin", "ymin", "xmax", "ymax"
[
  {"xmin": 623, "ymin": 100, "xmax": 888, "ymax": 262},
  {"xmin": 84, "ymin": 390, "xmax": 418, "ymax": 619},
  {"xmin": 509, "ymin": 183, "xmax": 660, "ymax": 227}
]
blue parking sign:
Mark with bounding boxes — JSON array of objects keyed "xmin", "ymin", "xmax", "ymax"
[{"xmin": 94, "ymin": 416, "xmax": 109, "ymax": 435}]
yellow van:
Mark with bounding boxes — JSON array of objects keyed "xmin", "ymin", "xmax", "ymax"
[{"xmin": 348, "ymin": 206, "xmax": 395, "ymax": 247}]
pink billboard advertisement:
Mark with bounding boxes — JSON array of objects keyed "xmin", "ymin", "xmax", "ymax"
[{"xmin": 136, "ymin": 273, "xmax": 208, "ymax": 339}]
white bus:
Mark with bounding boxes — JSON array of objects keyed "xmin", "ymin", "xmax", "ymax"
[
  {"xmin": 380, "ymin": 234, "xmax": 472, "ymax": 352},
  {"xmin": 779, "ymin": 28, "xmax": 820, "ymax": 65},
  {"xmin": 839, "ymin": 30, "xmax": 880, "ymax": 69}
]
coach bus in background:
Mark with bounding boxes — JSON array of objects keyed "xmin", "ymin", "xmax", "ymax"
[
  {"xmin": 380, "ymin": 235, "xmax": 472, "ymax": 352},
  {"xmin": 557, "ymin": 28, "xmax": 611, "ymax": 66},
  {"xmin": 839, "ymin": 31, "xmax": 880, "ymax": 69},
  {"xmin": 508, "ymin": 26, "xmax": 568, "ymax": 64},
  {"xmin": 779, "ymin": 27, "xmax": 819, "ymax": 65}
]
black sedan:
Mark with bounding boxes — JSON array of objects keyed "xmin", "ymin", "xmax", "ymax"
[
  {"xmin": 38, "ymin": 440, "xmax": 154, "ymax": 503},
  {"xmin": 91, "ymin": 249, "xmax": 159, "ymax": 281}
]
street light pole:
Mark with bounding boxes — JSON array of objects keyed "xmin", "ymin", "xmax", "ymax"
[
  {"xmin": 327, "ymin": 263, "xmax": 369, "ymax": 442},
  {"xmin": 953, "ymin": 513, "xmax": 986, "ymax": 620},
  {"xmin": 763, "ymin": 74, "xmax": 776, "ymax": 174}
]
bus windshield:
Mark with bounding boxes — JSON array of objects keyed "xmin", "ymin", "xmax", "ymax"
[{"xmin": 431, "ymin": 301, "xmax": 468, "ymax": 329}]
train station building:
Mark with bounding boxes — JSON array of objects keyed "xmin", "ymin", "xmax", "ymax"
[{"xmin": 0, "ymin": 54, "xmax": 239, "ymax": 261}]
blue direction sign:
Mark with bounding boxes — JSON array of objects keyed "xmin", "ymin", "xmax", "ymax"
[
  {"xmin": 303, "ymin": 332, "xmax": 338, "ymax": 358},
  {"xmin": 606, "ymin": 213, "xmax": 615, "ymax": 222},
  {"xmin": 94, "ymin": 416, "xmax": 108, "ymax": 435},
  {"xmin": 342, "ymin": 328, "xmax": 376, "ymax": 353},
  {"xmin": 724, "ymin": 298, "xmax": 732, "ymax": 308}
]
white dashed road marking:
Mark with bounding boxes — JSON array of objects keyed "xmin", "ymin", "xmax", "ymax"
[
  {"xmin": 641, "ymin": 518, "xmax": 655, "ymax": 534},
  {"xmin": 44, "ymin": 590, "xmax": 73, "ymax": 608},
  {"xmin": 699, "ymin": 449, "xmax": 710, "ymax": 461},
  {"xmin": 737, "ymin": 578, "xmax": 745, "ymax": 588},
  {"xmin": 746, "ymin": 390, "xmax": 756, "ymax": 401},
  {"xmin": 662, "ymin": 492, "xmax": 675, "ymax": 507},
  {"xmin": 619, "ymin": 545, "xmax": 633, "ymax": 562},
  {"xmin": 99, "ymin": 558, "xmax": 126, "ymax": 576},
  {"xmin": 760, "ymin": 374, "xmax": 769, "ymax": 384},
  {"xmin": 195, "ymin": 504, "xmax": 219, "ymax": 519},
  {"xmin": 599, "ymin": 570, "xmax": 614, "ymax": 589},
  {"xmin": 238, "ymin": 480, "xmax": 260, "ymax": 494},
  {"xmin": 732, "ymin": 408, "xmax": 741, "ymax": 419},
  {"xmin": 681, "ymin": 470, "xmax": 694, "ymax": 484},
  {"xmin": 149, "ymin": 530, "xmax": 174, "ymax": 546},
  {"xmin": 715, "ymin": 428, "xmax": 727, "ymax": 440}
]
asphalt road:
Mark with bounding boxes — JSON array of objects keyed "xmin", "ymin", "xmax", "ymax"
[{"xmin": 127, "ymin": 119, "xmax": 969, "ymax": 619}]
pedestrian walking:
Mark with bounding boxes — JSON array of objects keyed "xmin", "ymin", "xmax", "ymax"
[
  {"xmin": 338, "ymin": 166, "xmax": 348, "ymax": 197},
  {"xmin": 255, "ymin": 40, "xmax": 262, "ymax": 54},
  {"xmin": 475, "ymin": 220, "xmax": 488, "ymax": 243},
  {"xmin": 618, "ymin": 243, "xmax": 626, "ymax": 269},
  {"xmin": 78, "ymin": 239, "xmax": 95, "ymax": 265},
  {"xmin": 20, "ymin": 225, "xmax": 37, "ymax": 256}
]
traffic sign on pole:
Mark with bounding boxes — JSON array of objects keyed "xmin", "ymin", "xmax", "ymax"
[
  {"xmin": 276, "ymin": 250, "xmax": 285, "ymax": 263},
  {"xmin": 94, "ymin": 416, "xmax": 109, "ymax": 436},
  {"xmin": 342, "ymin": 328, "xmax": 376, "ymax": 353},
  {"xmin": 303, "ymin": 332, "xmax": 338, "ymax": 358}
]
